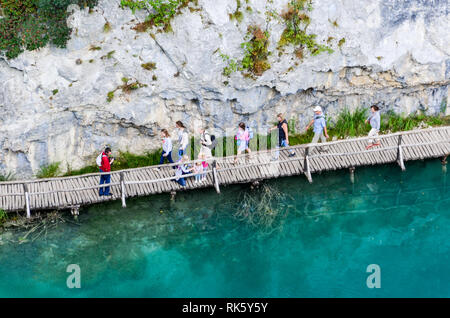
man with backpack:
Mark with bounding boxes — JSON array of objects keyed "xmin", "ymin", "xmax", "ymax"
[
  {"xmin": 97, "ymin": 147, "xmax": 114, "ymax": 196},
  {"xmin": 199, "ymin": 127, "xmax": 217, "ymax": 159}
]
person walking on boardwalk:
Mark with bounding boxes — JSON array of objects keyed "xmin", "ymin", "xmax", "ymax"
[
  {"xmin": 176, "ymin": 121, "xmax": 189, "ymax": 158},
  {"xmin": 365, "ymin": 105, "xmax": 381, "ymax": 150},
  {"xmin": 306, "ymin": 106, "xmax": 329, "ymax": 146},
  {"xmin": 234, "ymin": 122, "xmax": 251, "ymax": 164},
  {"xmin": 98, "ymin": 147, "xmax": 114, "ymax": 196},
  {"xmin": 159, "ymin": 129, "xmax": 174, "ymax": 164},
  {"xmin": 199, "ymin": 127, "xmax": 215, "ymax": 159},
  {"xmin": 269, "ymin": 113, "xmax": 296, "ymax": 160}
]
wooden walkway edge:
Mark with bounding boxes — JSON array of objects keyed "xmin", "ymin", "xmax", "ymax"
[{"xmin": 0, "ymin": 126, "xmax": 449, "ymax": 216}]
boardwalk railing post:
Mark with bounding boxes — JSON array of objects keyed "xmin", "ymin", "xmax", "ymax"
[
  {"xmin": 120, "ymin": 172, "xmax": 127, "ymax": 208},
  {"xmin": 23, "ymin": 183, "xmax": 31, "ymax": 218},
  {"xmin": 212, "ymin": 160, "xmax": 221, "ymax": 194},
  {"xmin": 397, "ymin": 135, "xmax": 406, "ymax": 171},
  {"xmin": 304, "ymin": 147, "xmax": 313, "ymax": 183}
]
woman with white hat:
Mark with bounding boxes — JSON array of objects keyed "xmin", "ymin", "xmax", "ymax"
[{"xmin": 306, "ymin": 106, "xmax": 329, "ymax": 144}]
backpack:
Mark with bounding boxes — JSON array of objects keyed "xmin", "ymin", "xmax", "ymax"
[
  {"xmin": 96, "ymin": 153, "xmax": 104, "ymax": 167},
  {"xmin": 246, "ymin": 126, "xmax": 254, "ymax": 139},
  {"xmin": 208, "ymin": 135, "xmax": 218, "ymax": 149}
]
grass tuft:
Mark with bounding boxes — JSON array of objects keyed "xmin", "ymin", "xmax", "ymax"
[{"xmin": 36, "ymin": 162, "xmax": 61, "ymax": 179}]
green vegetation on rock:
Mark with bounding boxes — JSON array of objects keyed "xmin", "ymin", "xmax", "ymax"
[
  {"xmin": 107, "ymin": 77, "xmax": 148, "ymax": 102},
  {"xmin": 277, "ymin": 0, "xmax": 333, "ymax": 58},
  {"xmin": 0, "ymin": 0, "xmax": 98, "ymax": 59},
  {"xmin": 120, "ymin": 0, "xmax": 199, "ymax": 33},
  {"xmin": 219, "ymin": 26, "xmax": 271, "ymax": 78},
  {"xmin": 229, "ymin": 0, "xmax": 244, "ymax": 23},
  {"xmin": 240, "ymin": 26, "xmax": 271, "ymax": 77},
  {"xmin": 141, "ymin": 62, "xmax": 157, "ymax": 70}
]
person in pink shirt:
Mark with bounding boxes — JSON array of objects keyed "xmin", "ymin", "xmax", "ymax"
[{"xmin": 234, "ymin": 122, "xmax": 251, "ymax": 164}]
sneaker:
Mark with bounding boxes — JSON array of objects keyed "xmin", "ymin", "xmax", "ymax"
[
  {"xmin": 104, "ymin": 193, "xmax": 113, "ymax": 197},
  {"xmin": 288, "ymin": 152, "xmax": 296, "ymax": 157}
]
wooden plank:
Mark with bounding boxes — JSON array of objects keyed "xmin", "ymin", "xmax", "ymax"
[
  {"xmin": 73, "ymin": 178, "xmax": 85, "ymax": 205},
  {"xmin": 10, "ymin": 184, "xmax": 15, "ymax": 211},
  {"xmin": 140, "ymin": 169, "xmax": 155, "ymax": 194},
  {"xmin": 134, "ymin": 170, "xmax": 150, "ymax": 196},
  {"xmin": 76, "ymin": 177, "xmax": 89, "ymax": 204},
  {"xmin": 40, "ymin": 181, "xmax": 49, "ymax": 209},
  {"xmin": 145, "ymin": 169, "xmax": 159, "ymax": 194},
  {"xmin": 77, "ymin": 177, "xmax": 91, "ymax": 205},
  {"xmin": 142, "ymin": 169, "xmax": 155, "ymax": 194},
  {"xmin": 85, "ymin": 176, "xmax": 97, "ymax": 203},
  {"xmin": 67, "ymin": 178, "xmax": 78, "ymax": 206},
  {"xmin": 58, "ymin": 179, "xmax": 70, "ymax": 208},
  {"xmin": 57, "ymin": 179, "xmax": 68, "ymax": 208}
]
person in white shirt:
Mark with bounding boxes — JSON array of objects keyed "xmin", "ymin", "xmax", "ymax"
[
  {"xmin": 365, "ymin": 105, "xmax": 381, "ymax": 150},
  {"xmin": 199, "ymin": 127, "xmax": 213, "ymax": 159},
  {"xmin": 159, "ymin": 129, "xmax": 174, "ymax": 164},
  {"xmin": 176, "ymin": 121, "xmax": 189, "ymax": 158}
]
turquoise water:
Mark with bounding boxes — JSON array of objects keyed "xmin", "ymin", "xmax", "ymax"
[{"xmin": 0, "ymin": 160, "xmax": 449, "ymax": 297}]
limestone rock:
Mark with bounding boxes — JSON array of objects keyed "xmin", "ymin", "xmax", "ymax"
[{"xmin": 0, "ymin": 0, "xmax": 448, "ymax": 179}]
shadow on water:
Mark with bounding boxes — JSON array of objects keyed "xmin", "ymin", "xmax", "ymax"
[{"xmin": 0, "ymin": 159, "xmax": 448, "ymax": 297}]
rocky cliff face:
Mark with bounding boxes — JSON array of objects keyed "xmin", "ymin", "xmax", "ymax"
[{"xmin": 0, "ymin": 0, "xmax": 449, "ymax": 179}]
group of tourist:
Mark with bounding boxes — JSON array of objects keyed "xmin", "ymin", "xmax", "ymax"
[{"xmin": 97, "ymin": 105, "xmax": 381, "ymax": 195}]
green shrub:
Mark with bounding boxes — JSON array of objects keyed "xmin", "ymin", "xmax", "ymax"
[
  {"xmin": 36, "ymin": 162, "xmax": 61, "ymax": 179},
  {"xmin": 0, "ymin": 0, "xmax": 99, "ymax": 59},
  {"xmin": 277, "ymin": 0, "xmax": 333, "ymax": 58},
  {"xmin": 240, "ymin": 26, "xmax": 271, "ymax": 77},
  {"xmin": 219, "ymin": 26, "xmax": 271, "ymax": 78},
  {"xmin": 330, "ymin": 108, "xmax": 370, "ymax": 138},
  {"xmin": 380, "ymin": 111, "xmax": 444, "ymax": 133},
  {"xmin": 0, "ymin": 171, "xmax": 15, "ymax": 182},
  {"xmin": 121, "ymin": 0, "xmax": 198, "ymax": 33}
]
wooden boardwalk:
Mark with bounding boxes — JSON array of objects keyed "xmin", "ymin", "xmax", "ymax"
[{"xmin": 0, "ymin": 126, "xmax": 449, "ymax": 217}]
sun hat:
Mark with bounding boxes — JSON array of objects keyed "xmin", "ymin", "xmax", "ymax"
[{"xmin": 313, "ymin": 106, "xmax": 322, "ymax": 112}]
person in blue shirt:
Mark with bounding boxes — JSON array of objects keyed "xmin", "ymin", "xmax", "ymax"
[
  {"xmin": 365, "ymin": 105, "xmax": 381, "ymax": 149},
  {"xmin": 306, "ymin": 106, "xmax": 329, "ymax": 145}
]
